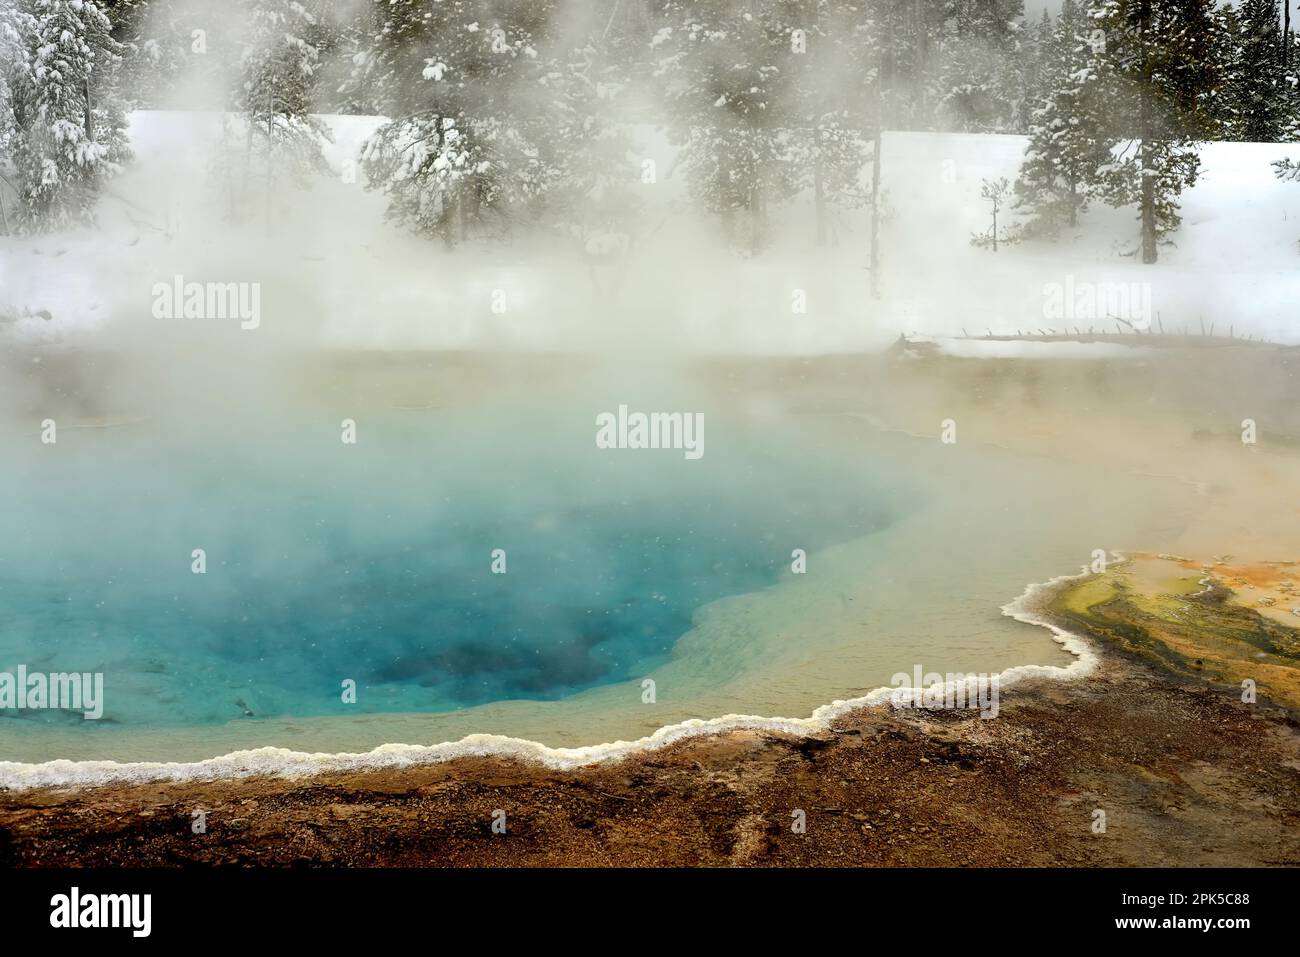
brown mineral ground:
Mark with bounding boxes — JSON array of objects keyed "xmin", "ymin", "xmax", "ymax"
[{"xmin": 3, "ymin": 559, "xmax": 1298, "ymax": 867}]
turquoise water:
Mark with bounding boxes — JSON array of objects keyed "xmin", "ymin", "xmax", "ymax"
[{"xmin": 0, "ymin": 406, "xmax": 914, "ymax": 729}]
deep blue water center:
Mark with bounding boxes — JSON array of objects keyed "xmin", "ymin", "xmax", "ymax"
[{"xmin": 0, "ymin": 407, "xmax": 908, "ymax": 728}]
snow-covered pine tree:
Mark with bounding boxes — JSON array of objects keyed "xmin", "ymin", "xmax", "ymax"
[
  {"xmin": 100, "ymin": 0, "xmax": 164, "ymax": 106},
  {"xmin": 787, "ymin": 0, "xmax": 876, "ymax": 246},
  {"xmin": 0, "ymin": 4, "xmax": 30, "ymax": 135},
  {"xmin": 1284, "ymin": 0, "xmax": 1292, "ymax": 78},
  {"xmin": 937, "ymin": 0, "xmax": 1026, "ymax": 132},
  {"xmin": 3, "ymin": 0, "xmax": 131, "ymax": 232},
  {"xmin": 236, "ymin": 0, "xmax": 332, "ymax": 221},
  {"xmin": 1218, "ymin": 0, "xmax": 1289, "ymax": 141},
  {"xmin": 1009, "ymin": 10, "xmax": 1055, "ymax": 133},
  {"xmin": 868, "ymin": 0, "xmax": 946, "ymax": 130},
  {"xmin": 91, "ymin": 0, "xmax": 239, "ymax": 110},
  {"xmin": 1012, "ymin": 0, "xmax": 1114, "ymax": 236},
  {"xmin": 356, "ymin": 0, "xmax": 565, "ymax": 247},
  {"xmin": 997, "ymin": 12, "xmax": 1038, "ymax": 133},
  {"xmin": 989, "ymin": 11, "xmax": 1060, "ymax": 135},
  {"xmin": 532, "ymin": 35, "xmax": 645, "ymax": 289},
  {"xmin": 1090, "ymin": 0, "xmax": 1219, "ymax": 263},
  {"xmin": 279, "ymin": 0, "xmax": 354, "ymax": 115},
  {"xmin": 653, "ymin": 0, "xmax": 808, "ymax": 252},
  {"xmin": 860, "ymin": 0, "xmax": 911, "ymax": 293},
  {"xmin": 0, "ymin": 1, "xmax": 34, "ymax": 232}
]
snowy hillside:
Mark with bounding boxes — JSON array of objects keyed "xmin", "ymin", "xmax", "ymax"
[{"xmin": 4, "ymin": 112, "xmax": 1300, "ymax": 353}]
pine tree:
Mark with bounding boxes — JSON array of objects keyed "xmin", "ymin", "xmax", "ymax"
[
  {"xmin": 654, "ymin": 0, "xmax": 812, "ymax": 251},
  {"xmin": 3, "ymin": 0, "xmax": 131, "ymax": 231},
  {"xmin": 1220, "ymin": 0, "xmax": 1289, "ymax": 141},
  {"xmin": 89, "ymin": 0, "xmax": 239, "ymax": 110},
  {"xmin": 970, "ymin": 175, "xmax": 1015, "ymax": 250},
  {"xmin": 99, "ymin": 0, "xmax": 162, "ymax": 107},
  {"xmin": 871, "ymin": 0, "xmax": 947, "ymax": 130},
  {"xmin": 357, "ymin": 0, "xmax": 571, "ymax": 247},
  {"xmin": 234, "ymin": 0, "xmax": 332, "ymax": 222},
  {"xmin": 0, "ymin": 1, "xmax": 34, "ymax": 232},
  {"xmin": 1012, "ymin": 0, "xmax": 1114, "ymax": 235},
  {"xmin": 537, "ymin": 38, "xmax": 645, "ymax": 280},
  {"xmin": 1009, "ymin": 10, "xmax": 1055, "ymax": 133},
  {"xmin": 1090, "ymin": 0, "xmax": 1219, "ymax": 263},
  {"xmin": 653, "ymin": 0, "xmax": 877, "ymax": 251},
  {"xmin": 788, "ymin": 1, "xmax": 877, "ymax": 246},
  {"xmin": 937, "ymin": 0, "xmax": 1026, "ymax": 131}
]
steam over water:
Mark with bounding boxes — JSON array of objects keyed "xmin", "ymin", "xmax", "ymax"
[
  {"xmin": 0, "ymin": 348, "xmax": 1239, "ymax": 769},
  {"xmin": 0, "ymin": 396, "xmax": 907, "ymax": 729}
]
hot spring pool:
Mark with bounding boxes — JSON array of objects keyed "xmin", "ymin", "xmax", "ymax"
[
  {"xmin": 0, "ymin": 407, "xmax": 908, "ymax": 727},
  {"xmin": 0, "ymin": 362, "xmax": 1200, "ymax": 775}
]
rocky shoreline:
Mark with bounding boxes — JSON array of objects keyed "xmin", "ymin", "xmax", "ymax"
[{"xmin": 2, "ymin": 561, "xmax": 1298, "ymax": 868}]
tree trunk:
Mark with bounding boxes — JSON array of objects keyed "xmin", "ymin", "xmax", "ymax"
[
  {"xmin": 869, "ymin": 130, "xmax": 882, "ymax": 296},
  {"xmin": 440, "ymin": 206, "xmax": 454, "ymax": 249},
  {"xmin": 813, "ymin": 152, "xmax": 827, "ymax": 246},
  {"xmin": 266, "ymin": 111, "xmax": 274, "ymax": 233},
  {"xmin": 1138, "ymin": 0, "xmax": 1157, "ymax": 264},
  {"xmin": 245, "ymin": 112, "xmax": 254, "ymax": 186},
  {"xmin": 438, "ymin": 182, "xmax": 454, "ymax": 249},
  {"xmin": 1139, "ymin": 147, "xmax": 1156, "ymax": 264},
  {"xmin": 83, "ymin": 79, "xmax": 93, "ymax": 139},
  {"xmin": 1286, "ymin": 1, "xmax": 1292, "ymax": 75},
  {"xmin": 459, "ymin": 178, "xmax": 471, "ymax": 240},
  {"xmin": 913, "ymin": 0, "xmax": 927, "ymax": 124},
  {"xmin": 870, "ymin": 10, "xmax": 893, "ymax": 297}
]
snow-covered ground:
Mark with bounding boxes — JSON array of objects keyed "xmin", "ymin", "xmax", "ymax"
[{"xmin": 3, "ymin": 112, "xmax": 1300, "ymax": 353}]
